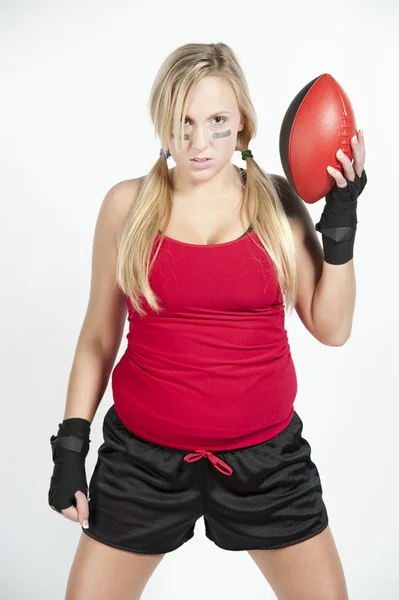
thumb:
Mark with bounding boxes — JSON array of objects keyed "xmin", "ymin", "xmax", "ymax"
[{"xmin": 74, "ymin": 490, "xmax": 90, "ymax": 529}]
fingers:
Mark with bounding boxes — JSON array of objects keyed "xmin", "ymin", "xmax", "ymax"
[
  {"xmin": 352, "ymin": 129, "xmax": 366, "ymax": 177},
  {"xmin": 61, "ymin": 505, "xmax": 79, "ymax": 522},
  {"xmin": 75, "ymin": 490, "xmax": 90, "ymax": 529},
  {"xmin": 327, "ymin": 129, "xmax": 366, "ymax": 187},
  {"xmin": 58, "ymin": 490, "xmax": 89, "ymax": 527},
  {"xmin": 327, "ymin": 162, "xmax": 348, "ymax": 188}
]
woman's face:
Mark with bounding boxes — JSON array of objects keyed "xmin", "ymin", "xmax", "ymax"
[{"xmin": 168, "ymin": 75, "xmax": 244, "ymax": 180}]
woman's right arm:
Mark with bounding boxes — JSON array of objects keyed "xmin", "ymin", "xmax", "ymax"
[{"xmin": 62, "ymin": 177, "xmax": 142, "ymax": 423}]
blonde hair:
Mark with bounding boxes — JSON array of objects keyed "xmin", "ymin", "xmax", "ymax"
[{"xmin": 116, "ymin": 42, "xmax": 297, "ymax": 317}]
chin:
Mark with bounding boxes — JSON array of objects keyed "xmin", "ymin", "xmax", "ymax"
[{"xmin": 191, "ymin": 167, "xmax": 218, "ymax": 179}]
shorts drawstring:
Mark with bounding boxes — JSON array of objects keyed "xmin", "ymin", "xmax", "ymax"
[{"xmin": 184, "ymin": 449, "xmax": 233, "ymax": 476}]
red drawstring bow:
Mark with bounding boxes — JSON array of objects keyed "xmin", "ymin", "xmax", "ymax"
[{"xmin": 183, "ymin": 449, "xmax": 233, "ymax": 476}]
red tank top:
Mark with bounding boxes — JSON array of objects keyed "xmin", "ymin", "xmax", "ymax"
[{"xmin": 111, "ymin": 226, "xmax": 298, "ymax": 458}]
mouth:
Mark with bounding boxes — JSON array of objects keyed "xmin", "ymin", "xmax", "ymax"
[{"xmin": 190, "ymin": 157, "xmax": 213, "ymax": 169}]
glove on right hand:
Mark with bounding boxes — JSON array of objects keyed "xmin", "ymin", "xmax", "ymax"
[{"xmin": 48, "ymin": 417, "xmax": 91, "ymax": 514}]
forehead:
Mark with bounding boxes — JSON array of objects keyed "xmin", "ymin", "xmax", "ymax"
[{"xmin": 185, "ymin": 75, "xmax": 238, "ymax": 115}]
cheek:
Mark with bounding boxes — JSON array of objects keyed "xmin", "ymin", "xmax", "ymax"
[
  {"xmin": 169, "ymin": 134, "xmax": 190, "ymax": 153},
  {"xmin": 213, "ymin": 130, "xmax": 236, "ymax": 153}
]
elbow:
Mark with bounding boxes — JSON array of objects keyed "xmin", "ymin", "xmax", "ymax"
[
  {"xmin": 313, "ymin": 329, "xmax": 352, "ymax": 347},
  {"xmin": 324, "ymin": 337, "xmax": 350, "ymax": 347}
]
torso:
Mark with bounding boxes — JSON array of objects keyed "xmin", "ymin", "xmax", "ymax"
[{"xmin": 159, "ymin": 166, "xmax": 252, "ymax": 245}]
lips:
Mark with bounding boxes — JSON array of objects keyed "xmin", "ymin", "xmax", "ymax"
[{"xmin": 190, "ymin": 157, "xmax": 213, "ymax": 169}]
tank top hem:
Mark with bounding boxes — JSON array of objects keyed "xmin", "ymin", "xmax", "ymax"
[{"xmin": 113, "ymin": 402, "xmax": 295, "ymax": 452}]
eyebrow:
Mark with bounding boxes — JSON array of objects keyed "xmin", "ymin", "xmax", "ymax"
[{"xmin": 184, "ymin": 111, "xmax": 232, "ymax": 119}]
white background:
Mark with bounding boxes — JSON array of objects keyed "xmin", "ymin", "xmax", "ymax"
[{"xmin": 1, "ymin": 0, "xmax": 398, "ymax": 598}]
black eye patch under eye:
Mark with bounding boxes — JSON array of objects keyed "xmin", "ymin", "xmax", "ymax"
[
  {"xmin": 171, "ymin": 133, "xmax": 190, "ymax": 140},
  {"xmin": 212, "ymin": 130, "xmax": 231, "ymax": 139}
]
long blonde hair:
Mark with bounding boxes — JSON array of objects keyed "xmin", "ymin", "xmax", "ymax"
[{"xmin": 116, "ymin": 42, "xmax": 297, "ymax": 317}]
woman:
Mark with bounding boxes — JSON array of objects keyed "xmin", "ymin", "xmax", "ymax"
[{"xmin": 48, "ymin": 42, "xmax": 366, "ymax": 599}]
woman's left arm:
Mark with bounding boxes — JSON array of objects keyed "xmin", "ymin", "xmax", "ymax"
[{"xmin": 273, "ymin": 130, "xmax": 367, "ymax": 347}]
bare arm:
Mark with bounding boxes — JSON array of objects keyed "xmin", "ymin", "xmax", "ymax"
[
  {"xmin": 62, "ymin": 178, "xmax": 142, "ymax": 422},
  {"xmin": 272, "ymin": 174, "xmax": 356, "ymax": 347}
]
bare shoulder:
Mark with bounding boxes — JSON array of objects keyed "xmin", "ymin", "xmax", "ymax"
[
  {"xmin": 269, "ymin": 171, "xmax": 322, "ymax": 252},
  {"xmin": 112, "ymin": 176, "xmax": 144, "ymax": 202},
  {"xmin": 270, "ymin": 173, "xmax": 310, "ymax": 227},
  {"xmin": 99, "ymin": 176, "xmax": 144, "ymax": 232},
  {"xmin": 269, "ymin": 173, "xmax": 323, "ymax": 249}
]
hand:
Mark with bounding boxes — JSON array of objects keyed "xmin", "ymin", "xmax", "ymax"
[
  {"xmin": 48, "ymin": 456, "xmax": 91, "ymax": 528},
  {"xmin": 48, "ymin": 419, "xmax": 91, "ymax": 529},
  {"xmin": 327, "ymin": 129, "xmax": 366, "ymax": 188},
  {"xmin": 60, "ymin": 491, "xmax": 90, "ymax": 528},
  {"xmin": 315, "ymin": 129, "xmax": 367, "ymax": 264}
]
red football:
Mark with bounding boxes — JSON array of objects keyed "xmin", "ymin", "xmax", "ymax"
[{"xmin": 279, "ymin": 74, "xmax": 357, "ymax": 203}]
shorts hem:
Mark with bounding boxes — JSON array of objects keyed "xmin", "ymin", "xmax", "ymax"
[
  {"xmin": 81, "ymin": 527, "xmax": 194, "ymax": 555},
  {"xmin": 205, "ymin": 517, "xmax": 329, "ymax": 552}
]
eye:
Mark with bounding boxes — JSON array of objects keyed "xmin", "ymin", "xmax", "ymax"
[{"xmin": 212, "ymin": 116, "xmax": 226, "ymax": 125}]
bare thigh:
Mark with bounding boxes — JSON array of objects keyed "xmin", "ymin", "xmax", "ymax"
[
  {"xmin": 65, "ymin": 532, "xmax": 165, "ymax": 600},
  {"xmin": 247, "ymin": 526, "xmax": 349, "ymax": 600}
]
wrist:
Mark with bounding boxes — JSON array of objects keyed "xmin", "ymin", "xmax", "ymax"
[
  {"xmin": 316, "ymin": 196, "xmax": 358, "ymax": 265},
  {"xmin": 57, "ymin": 417, "xmax": 91, "ymax": 439},
  {"xmin": 321, "ymin": 234, "xmax": 356, "ymax": 265}
]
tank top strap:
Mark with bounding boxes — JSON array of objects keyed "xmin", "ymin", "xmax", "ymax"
[{"xmin": 239, "ymin": 169, "xmax": 252, "ymax": 235}]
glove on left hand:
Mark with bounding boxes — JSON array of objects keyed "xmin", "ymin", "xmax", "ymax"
[{"xmin": 315, "ymin": 169, "xmax": 367, "ymax": 265}]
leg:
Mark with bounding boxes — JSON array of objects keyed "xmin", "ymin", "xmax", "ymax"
[
  {"xmin": 247, "ymin": 526, "xmax": 349, "ymax": 600},
  {"xmin": 65, "ymin": 532, "xmax": 165, "ymax": 600}
]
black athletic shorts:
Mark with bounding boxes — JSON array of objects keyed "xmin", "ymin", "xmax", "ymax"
[{"xmin": 83, "ymin": 404, "xmax": 329, "ymax": 554}]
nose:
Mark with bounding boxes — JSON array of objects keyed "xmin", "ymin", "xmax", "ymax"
[{"xmin": 190, "ymin": 124, "xmax": 210, "ymax": 154}]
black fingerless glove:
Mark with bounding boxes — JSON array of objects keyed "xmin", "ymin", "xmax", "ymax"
[
  {"xmin": 315, "ymin": 170, "xmax": 367, "ymax": 265},
  {"xmin": 48, "ymin": 417, "xmax": 91, "ymax": 514}
]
